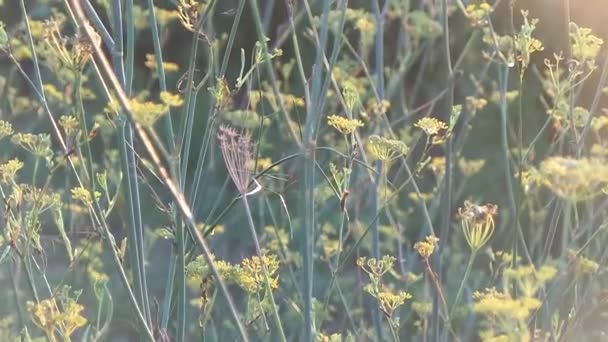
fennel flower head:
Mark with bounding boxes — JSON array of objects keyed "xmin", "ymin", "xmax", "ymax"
[
  {"xmin": 218, "ymin": 125, "xmax": 255, "ymax": 195},
  {"xmin": 458, "ymin": 201, "xmax": 497, "ymax": 252}
]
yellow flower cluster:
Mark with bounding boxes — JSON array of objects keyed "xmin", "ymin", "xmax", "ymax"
[
  {"xmin": 11, "ymin": 133, "xmax": 54, "ymax": 164},
  {"xmin": 357, "ymin": 255, "xmax": 411, "ymax": 319},
  {"xmin": 364, "ymin": 285, "xmax": 412, "ymax": 317},
  {"xmin": 27, "ymin": 297, "xmax": 87, "ymax": 339},
  {"xmin": 367, "ymin": 135, "xmax": 408, "ymax": 162},
  {"xmin": 234, "ymin": 254, "xmax": 280, "ymax": 293},
  {"xmin": 0, "ymin": 120, "xmax": 13, "ymax": 139},
  {"xmin": 474, "ymin": 287, "xmax": 541, "ymax": 321},
  {"xmin": 415, "ymin": 117, "xmax": 448, "ymax": 136},
  {"xmin": 43, "ymin": 20, "xmax": 98, "ymax": 71},
  {"xmin": 504, "ymin": 265, "xmax": 557, "ymax": 297},
  {"xmin": 144, "ymin": 54, "xmax": 179, "ymax": 73},
  {"xmin": 458, "ymin": 158, "xmax": 486, "ymax": 177},
  {"xmin": 414, "ymin": 235, "xmax": 439, "ymax": 259},
  {"xmin": 186, "ymin": 253, "xmax": 280, "ymax": 294},
  {"xmin": 70, "ymin": 186, "xmax": 100, "ymax": 206},
  {"xmin": 474, "ymin": 261, "xmax": 556, "ymax": 339},
  {"xmin": 0, "ymin": 158, "xmax": 23, "ymax": 184},
  {"xmin": 568, "ymin": 250, "xmax": 600, "ymax": 276},
  {"xmin": 128, "ymin": 98, "xmax": 168, "ymax": 127},
  {"xmin": 177, "ymin": 0, "xmax": 206, "ymax": 32},
  {"xmin": 539, "ymin": 156, "xmax": 608, "ymax": 201},
  {"xmin": 570, "ymin": 22, "xmax": 604, "ymax": 67},
  {"xmin": 160, "ymin": 91, "xmax": 184, "ymax": 107},
  {"xmin": 59, "ymin": 115, "xmax": 80, "ymax": 136},
  {"xmin": 357, "ymin": 255, "xmax": 396, "ymax": 278},
  {"xmin": 465, "ymin": 3, "xmax": 493, "ymax": 27},
  {"xmin": 327, "ymin": 115, "xmax": 364, "ymax": 135}
]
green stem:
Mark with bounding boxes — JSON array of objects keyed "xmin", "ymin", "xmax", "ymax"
[
  {"xmin": 450, "ymin": 250, "xmax": 477, "ymax": 317},
  {"xmin": 388, "ymin": 319, "xmax": 400, "ymax": 342},
  {"xmin": 242, "ymin": 197, "xmax": 287, "ymax": 342}
]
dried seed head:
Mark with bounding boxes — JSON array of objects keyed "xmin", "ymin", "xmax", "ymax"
[{"xmin": 218, "ymin": 125, "xmax": 254, "ymax": 195}]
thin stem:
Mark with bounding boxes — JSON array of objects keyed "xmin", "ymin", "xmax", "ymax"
[
  {"xmin": 70, "ymin": 2, "xmax": 250, "ymax": 340},
  {"xmin": 449, "ymin": 250, "xmax": 477, "ymax": 317},
  {"xmin": 242, "ymin": 197, "xmax": 287, "ymax": 342}
]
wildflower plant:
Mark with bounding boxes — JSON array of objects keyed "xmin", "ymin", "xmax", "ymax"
[
  {"xmin": 2, "ymin": 0, "xmax": 608, "ymax": 341},
  {"xmin": 358, "ymin": 256, "xmax": 412, "ymax": 337}
]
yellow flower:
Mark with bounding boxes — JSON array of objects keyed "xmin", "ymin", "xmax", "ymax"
[
  {"xmin": 177, "ymin": 0, "xmax": 207, "ymax": 32},
  {"xmin": 415, "ymin": 117, "xmax": 448, "ymax": 136},
  {"xmin": 327, "ymin": 115, "xmax": 364, "ymax": 134},
  {"xmin": 465, "ymin": 2, "xmax": 493, "ymax": 27},
  {"xmin": 160, "ymin": 91, "xmax": 184, "ymax": 107},
  {"xmin": 367, "ymin": 135, "xmax": 408, "ymax": 161},
  {"xmin": 234, "ymin": 254, "xmax": 280, "ymax": 293},
  {"xmin": 539, "ymin": 156, "xmax": 608, "ymax": 201},
  {"xmin": 458, "ymin": 158, "xmax": 486, "ymax": 177},
  {"xmin": 504, "ymin": 265, "xmax": 557, "ymax": 297},
  {"xmin": 357, "ymin": 255, "xmax": 396, "ymax": 278},
  {"xmin": 0, "ymin": 158, "xmax": 23, "ymax": 184},
  {"xmin": 144, "ymin": 54, "xmax": 179, "ymax": 73},
  {"xmin": 27, "ymin": 296, "xmax": 87, "ymax": 339},
  {"xmin": 71, "ymin": 186, "xmax": 100, "ymax": 206},
  {"xmin": 355, "ymin": 17, "xmax": 375, "ymax": 34},
  {"xmin": 414, "ymin": 235, "xmax": 439, "ymax": 258},
  {"xmin": 128, "ymin": 98, "xmax": 168, "ymax": 127},
  {"xmin": 473, "ymin": 287, "xmax": 540, "ymax": 321},
  {"xmin": 0, "ymin": 120, "xmax": 13, "ymax": 139},
  {"xmin": 59, "ymin": 115, "xmax": 80, "ymax": 136},
  {"xmin": 569, "ymin": 250, "xmax": 600, "ymax": 275},
  {"xmin": 570, "ymin": 22, "xmax": 603, "ymax": 67},
  {"xmin": 365, "ymin": 285, "xmax": 412, "ymax": 317}
]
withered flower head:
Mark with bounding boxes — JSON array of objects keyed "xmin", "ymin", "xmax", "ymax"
[
  {"xmin": 218, "ymin": 125, "xmax": 254, "ymax": 195},
  {"xmin": 458, "ymin": 201, "xmax": 497, "ymax": 251}
]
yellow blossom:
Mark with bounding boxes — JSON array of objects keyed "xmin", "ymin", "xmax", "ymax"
[
  {"xmin": 357, "ymin": 255, "xmax": 396, "ymax": 278},
  {"xmin": 458, "ymin": 158, "xmax": 486, "ymax": 176},
  {"xmin": 0, "ymin": 120, "xmax": 13, "ymax": 139},
  {"xmin": 144, "ymin": 53, "xmax": 179, "ymax": 73},
  {"xmin": 71, "ymin": 186, "xmax": 100, "ymax": 206},
  {"xmin": 128, "ymin": 98, "xmax": 168, "ymax": 127},
  {"xmin": 465, "ymin": 3, "xmax": 493, "ymax": 27},
  {"xmin": 415, "ymin": 117, "xmax": 448, "ymax": 136},
  {"xmin": 414, "ymin": 235, "xmax": 439, "ymax": 258},
  {"xmin": 539, "ymin": 156, "xmax": 608, "ymax": 201},
  {"xmin": 570, "ymin": 22, "xmax": 603, "ymax": 67},
  {"xmin": 160, "ymin": 91, "xmax": 184, "ymax": 107},
  {"xmin": 327, "ymin": 114, "xmax": 364, "ymax": 134},
  {"xmin": 0, "ymin": 158, "xmax": 23, "ymax": 184},
  {"xmin": 367, "ymin": 135, "xmax": 408, "ymax": 162}
]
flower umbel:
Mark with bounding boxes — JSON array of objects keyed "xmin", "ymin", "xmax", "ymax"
[
  {"xmin": 367, "ymin": 135, "xmax": 408, "ymax": 162},
  {"xmin": 459, "ymin": 201, "xmax": 497, "ymax": 251},
  {"xmin": 218, "ymin": 125, "xmax": 255, "ymax": 195},
  {"xmin": 414, "ymin": 235, "xmax": 439, "ymax": 259},
  {"xmin": 539, "ymin": 156, "xmax": 608, "ymax": 201},
  {"xmin": 327, "ymin": 115, "xmax": 364, "ymax": 135},
  {"xmin": 415, "ymin": 117, "xmax": 448, "ymax": 136}
]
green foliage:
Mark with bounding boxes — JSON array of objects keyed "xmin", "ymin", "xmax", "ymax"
[{"xmin": 1, "ymin": 1, "xmax": 608, "ymax": 341}]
